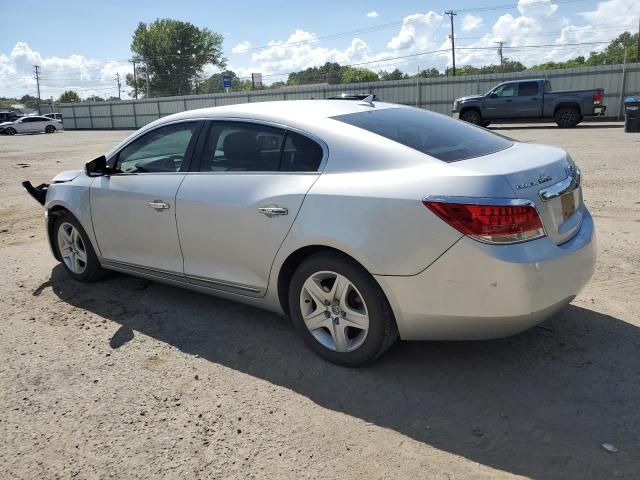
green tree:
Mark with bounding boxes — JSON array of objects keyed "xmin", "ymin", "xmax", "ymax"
[
  {"xmin": 379, "ymin": 68, "xmax": 407, "ymax": 81},
  {"xmin": 201, "ymin": 70, "xmax": 244, "ymax": 93},
  {"xmin": 83, "ymin": 95, "xmax": 105, "ymax": 102},
  {"xmin": 126, "ymin": 18, "xmax": 226, "ymax": 97},
  {"xmin": 58, "ymin": 90, "xmax": 81, "ymax": 103},
  {"xmin": 340, "ymin": 67, "xmax": 379, "ymax": 83}
]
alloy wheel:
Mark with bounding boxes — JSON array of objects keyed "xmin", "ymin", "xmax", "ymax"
[
  {"xmin": 299, "ymin": 271, "xmax": 369, "ymax": 353},
  {"xmin": 57, "ymin": 222, "xmax": 88, "ymax": 274}
]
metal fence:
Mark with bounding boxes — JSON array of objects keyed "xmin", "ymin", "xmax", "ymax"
[{"xmin": 59, "ymin": 63, "xmax": 640, "ymax": 129}]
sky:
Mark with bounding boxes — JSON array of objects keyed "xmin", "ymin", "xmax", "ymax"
[{"xmin": 1, "ymin": 0, "xmax": 638, "ymax": 100}]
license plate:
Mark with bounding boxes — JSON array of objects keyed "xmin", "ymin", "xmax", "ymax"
[
  {"xmin": 594, "ymin": 107, "xmax": 603, "ymax": 114},
  {"xmin": 560, "ymin": 191, "xmax": 576, "ymax": 220}
]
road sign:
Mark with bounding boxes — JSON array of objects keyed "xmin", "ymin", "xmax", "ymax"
[{"xmin": 222, "ymin": 75, "xmax": 232, "ymax": 89}]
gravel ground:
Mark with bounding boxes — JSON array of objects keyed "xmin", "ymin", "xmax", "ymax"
[{"xmin": 1, "ymin": 123, "xmax": 639, "ymax": 479}]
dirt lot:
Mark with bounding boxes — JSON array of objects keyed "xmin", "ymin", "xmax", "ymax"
[{"xmin": 1, "ymin": 124, "xmax": 639, "ymax": 479}]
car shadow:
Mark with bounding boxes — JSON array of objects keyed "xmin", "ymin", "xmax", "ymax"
[{"xmin": 39, "ymin": 265, "xmax": 640, "ymax": 479}]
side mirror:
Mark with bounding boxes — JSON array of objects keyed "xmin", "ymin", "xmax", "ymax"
[
  {"xmin": 85, "ymin": 155, "xmax": 108, "ymax": 177},
  {"xmin": 489, "ymin": 92, "xmax": 498, "ymax": 98}
]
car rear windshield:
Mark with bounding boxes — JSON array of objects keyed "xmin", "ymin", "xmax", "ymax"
[{"xmin": 331, "ymin": 107, "xmax": 513, "ymax": 162}]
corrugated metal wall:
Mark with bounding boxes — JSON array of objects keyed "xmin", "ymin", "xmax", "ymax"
[{"xmin": 59, "ymin": 63, "xmax": 640, "ymax": 129}]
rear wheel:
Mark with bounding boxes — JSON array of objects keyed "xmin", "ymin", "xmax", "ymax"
[
  {"xmin": 460, "ymin": 110, "xmax": 483, "ymax": 125},
  {"xmin": 45, "ymin": 125, "xmax": 56, "ymax": 133},
  {"xmin": 288, "ymin": 251, "xmax": 398, "ymax": 366},
  {"xmin": 555, "ymin": 107, "xmax": 580, "ymax": 128},
  {"xmin": 53, "ymin": 212, "xmax": 108, "ymax": 282}
]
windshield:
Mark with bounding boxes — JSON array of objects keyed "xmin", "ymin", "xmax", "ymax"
[{"xmin": 331, "ymin": 107, "xmax": 513, "ymax": 162}]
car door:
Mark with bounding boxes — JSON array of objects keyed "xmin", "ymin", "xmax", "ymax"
[
  {"xmin": 15, "ymin": 118, "xmax": 33, "ymax": 133},
  {"xmin": 512, "ymin": 81, "xmax": 543, "ymax": 118},
  {"xmin": 90, "ymin": 120, "xmax": 203, "ymax": 274},
  {"xmin": 483, "ymin": 82, "xmax": 517, "ymax": 119},
  {"xmin": 176, "ymin": 120, "xmax": 325, "ymax": 296}
]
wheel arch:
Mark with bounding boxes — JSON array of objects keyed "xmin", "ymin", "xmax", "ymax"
[
  {"xmin": 554, "ymin": 102, "xmax": 581, "ymax": 116},
  {"xmin": 459, "ymin": 105, "xmax": 483, "ymax": 118},
  {"xmin": 276, "ymin": 245, "xmax": 392, "ymax": 319}
]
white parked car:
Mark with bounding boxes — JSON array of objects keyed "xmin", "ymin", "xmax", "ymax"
[
  {"xmin": 23, "ymin": 99, "xmax": 595, "ymax": 366},
  {"xmin": 0, "ymin": 115, "xmax": 63, "ymax": 135}
]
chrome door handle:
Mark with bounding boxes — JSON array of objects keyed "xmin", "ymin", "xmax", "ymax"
[
  {"xmin": 148, "ymin": 200, "xmax": 170, "ymax": 210},
  {"xmin": 258, "ymin": 206, "xmax": 288, "ymax": 217}
]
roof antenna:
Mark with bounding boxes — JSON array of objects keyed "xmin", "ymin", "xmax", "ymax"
[{"xmin": 358, "ymin": 95, "xmax": 375, "ymax": 107}]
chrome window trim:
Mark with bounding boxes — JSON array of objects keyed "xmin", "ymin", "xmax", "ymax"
[{"xmin": 197, "ymin": 116, "xmax": 330, "ymax": 173}]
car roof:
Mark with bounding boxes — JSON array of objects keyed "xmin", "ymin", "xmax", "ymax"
[{"xmin": 152, "ymin": 100, "xmax": 403, "ymax": 127}]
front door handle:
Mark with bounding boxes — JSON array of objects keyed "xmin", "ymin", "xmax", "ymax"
[
  {"xmin": 258, "ymin": 206, "xmax": 288, "ymax": 217},
  {"xmin": 148, "ymin": 200, "xmax": 170, "ymax": 210}
]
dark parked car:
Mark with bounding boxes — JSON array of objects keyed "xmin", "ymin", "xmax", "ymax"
[
  {"xmin": 0, "ymin": 111, "xmax": 22, "ymax": 123},
  {"xmin": 452, "ymin": 79, "xmax": 606, "ymax": 128}
]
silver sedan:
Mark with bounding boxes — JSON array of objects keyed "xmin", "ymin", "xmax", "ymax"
[{"xmin": 24, "ymin": 100, "xmax": 595, "ymax": 366}]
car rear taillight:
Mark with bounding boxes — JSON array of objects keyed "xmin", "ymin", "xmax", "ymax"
[
  {"xmin": 423, "ymin": 199, "xmax": 545, "ymax": 244},
  {"xmin": 593, "ymin": 90, "xmax": 602, "ymax": 105}
]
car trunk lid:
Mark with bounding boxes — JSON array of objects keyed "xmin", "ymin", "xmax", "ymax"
[{"xmin": 448, "ymin": 142, "xmax": 583, "ymax": 245}]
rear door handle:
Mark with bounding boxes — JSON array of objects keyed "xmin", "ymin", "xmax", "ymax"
[
  {"xmin": 148, "ymin": 200, "xmax": 170, "ymax": 210},
  {"xmin": 531, "ymin": 97, "xmax": 539, "ymax": 101},
  {"xmin": 258, "ymin": 206, "xmax": 288, "ymax": 217}
]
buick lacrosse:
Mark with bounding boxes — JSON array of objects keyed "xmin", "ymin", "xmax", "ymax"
[{"xmin": 24, "ymin": 99, "xmax": 595, "ymax": 366}]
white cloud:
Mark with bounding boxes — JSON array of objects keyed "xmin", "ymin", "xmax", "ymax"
[
  {"xmin": 461, "ymin": 14, "xmax": 483, "ymax": 32},
  {"xmin": 387, "ymin": 12, "xmax": 445, "ymax": 51},
  {"xmin": 231, "ymin": 41, "xmax": 251, "ymax": 54},
  {"xmin": 0, "ymin": 42, "xmax": 131, "ymax": 99},
  {"xmin": 517, "ymin": 0, "xmax": 558, "ymax": 17},
  {"xmin": 366, "ymin": 11, "xmax": 379, "ymax": 18}
]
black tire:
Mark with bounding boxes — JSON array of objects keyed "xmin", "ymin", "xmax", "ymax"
[
  {"xmin": 288, "ymin": 251, "xmax": 398, "ymax": 367},
  {"xmin": 554, "ymin": 107, "xmax": 580, "ymax": 128},
  {"xmin": 6, "ymin": 127, "xmax": 16, "ymax": 135},
  {"xmin": 481, "ymin": 121, "xmax": 491, "ymax": 128},
  {"xmin": 45, "ymin": 125, "xmax": 56, "ymax": 133},
  {"xmin": 52, "ymin": 211, "xmax": 108, "ymax": 282},
  {"xmin": 460, "ymin": 110, "xmax": 483, "ymax": 125}
]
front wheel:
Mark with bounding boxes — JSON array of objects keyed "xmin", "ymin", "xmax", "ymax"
[
  {"xmin": 6, "ymin": 127, "xmax": 16, "ymax": 135},
  {"xmin": 45, "ymin": 125, "xmax": 56, "ymax": 133},
  {"xmin": 288, "ymin": 252, "xmax": 398, "ymax": 366},
  {"xmin": 53, "ymin": 212, "xmax": 108, "ymax": 282},
  {"xmin": 460, "ymin": 110, "xmax": 483, "ymax": 125}
]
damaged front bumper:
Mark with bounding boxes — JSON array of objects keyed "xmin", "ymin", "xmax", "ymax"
[{"xmin": 22, "ymin": 181, "xmax": 49, "ymax": 205}]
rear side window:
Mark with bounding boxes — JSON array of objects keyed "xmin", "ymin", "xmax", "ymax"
[
  {"xmin": 518, "ymin": 82, "xmax": 539, "ymax": 96},
  {"xmin": 280, "ymin": 131, "xmax": 324, "ymax": 172},
  {"xmin": 197, "ymin": 122, "xmax": 323, "ymax": 172},
  {"xmin": 332, "ymin": 107, "xmax": 513, "ymax": 162}
]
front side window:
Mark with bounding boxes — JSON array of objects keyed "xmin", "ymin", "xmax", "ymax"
[
  {"xmin": 493, "ymin": 84, "xmax": 516, "ymax": 97},
  {"xmin": 115, "ymin": 122, "xmax": 199, "ymax": 173},
  {"xmin": 332, "ymin": 107, "xmax": 513, "ymax": 162}
]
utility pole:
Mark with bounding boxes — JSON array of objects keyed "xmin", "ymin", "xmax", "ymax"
[
  {"xmin": 130, "ymin": 59, "xmax": 138, "ymax": 99},
  {"xmin": 33, "ymin": 65, "xmax": 42, "ymax": 114},
  {"xmin": 145, "ymin": 60, "xmax": 150, "ymax": 98},
  {"xmin": 637, "ymin": 16, "xmax": 639, "ymax": 64},
  {"xmin": 115, "ymin": 72, "xmax": 122, "ymax": 100},
  {"xmin": 495, "ymin": 41, "xmax": 504, "ymax": 71},
  {"xmin": 445, "ymin": 11, "xmax": 457, "ymax": 76}
]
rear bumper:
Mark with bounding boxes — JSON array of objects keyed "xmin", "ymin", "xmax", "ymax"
[{"xmin": 377, "ymin": 211, "xmax": 596, "ymax": 340}]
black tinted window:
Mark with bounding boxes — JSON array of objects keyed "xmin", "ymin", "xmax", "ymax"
[
  {"xmin": 518, "ymin": 82, "xmax": 539, "ymax": 96},
  {"xmin": 280, "ymin": 132, "xmax": 323, "ymax": 172},
  {"xmin": 199, "ymin": 122, "xmax": 285, "ymax": 172},
  {"xmin": 332, "ymin": 108, "xmax": 513, "ymax": 162}
]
